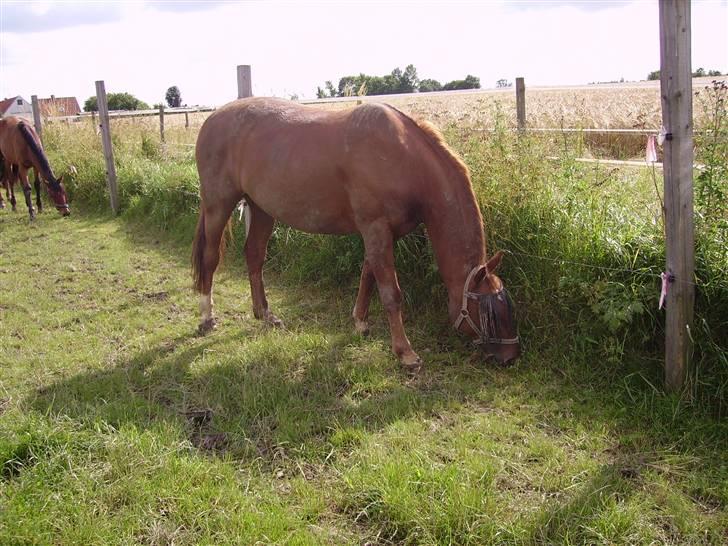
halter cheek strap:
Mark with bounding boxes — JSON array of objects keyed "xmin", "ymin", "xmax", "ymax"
[
  {"xmin": 453, "ymin": 265, "xmax": 488, "ymax": 335},
  {"xmin": 453, "ymin": 264, "xmax": 520, "ymax": 347}
]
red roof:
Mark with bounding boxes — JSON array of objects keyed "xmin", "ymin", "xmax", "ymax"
[{"xmin": 38, "ymin": 96, "xmax": 81, "ymax": 116}]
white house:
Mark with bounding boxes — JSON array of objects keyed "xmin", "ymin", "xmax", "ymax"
[{"xmin": 0, "ymin": 96, "xmax": 33, "ymax": 119}]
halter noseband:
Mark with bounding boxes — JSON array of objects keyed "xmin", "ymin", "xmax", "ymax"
[{"xmin": 453, "ymin": 265, "xmax": 520, "ymax": 347}]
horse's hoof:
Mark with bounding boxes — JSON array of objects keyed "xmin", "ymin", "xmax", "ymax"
[
  {"xmin": 197, "ymin": 318, "xmax": 217, "ymax": 335},
  {"xmin": 354, "ymin": 319, "xmax": 370, "ymax": 336},
  {"xmin": 264, "ymin": 312, "xmax": 284, "ymax": 329},
  {"xmin": 401, "ymin": 356, "xmax": 423, "ymax": 375}
]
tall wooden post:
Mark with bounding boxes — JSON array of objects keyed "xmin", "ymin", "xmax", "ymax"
[
  {"xmin": 95, "ymin": 80, "xmax": 120, "ymax": 215},
  {"xmin": 659, "ymin": 0, "xmax": 694, "ymax": 392},
  {"xmin": 184, "ymin": 111, "xmax": 189, "ymax": 129},
  {"xmin": 159, "ymin": 104, "xmax": 165, "ymax": 142},
  {"xmin": 31, "ymin": 95, "xmax": 43, "ymax": 141},
  {"xmin": 237, "ymin": 65, "xmax": 252, "ymax": 99},
  {"xmin": 515, "ymin": 77, "xmax": 526, "ymax": 130}
]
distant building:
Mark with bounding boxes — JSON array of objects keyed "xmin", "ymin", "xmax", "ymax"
[
  {"xmin": 38, "ymin": 95, "xmax": 81, "ymax": 117},
  {"xmin": 0, "ymin": 96, "xmax": 33, "ymax": 119}
]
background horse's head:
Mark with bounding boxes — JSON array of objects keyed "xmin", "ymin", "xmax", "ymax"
[
  {"xmin": 456, "ymin": 251, "xmax": 521, "ymax": 366},
  {"xmin": 47, "ymin": 175, "xmax": 70, "ymax": 216}
]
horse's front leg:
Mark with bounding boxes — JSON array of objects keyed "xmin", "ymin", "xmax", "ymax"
[
  {"xmin": 244, "ymin": 200, "xmax": 283, "ymax": 328},
  {"xmin": 353, "ymin": 259, "xmax": 375, "ymax": 335},
  {"xmin": 33, "ymin": 169, "xmax": 43, "ymax": 213},
  {"xmin": 362, "ymin": 222, "xmax": 422, "ymax": 373}
]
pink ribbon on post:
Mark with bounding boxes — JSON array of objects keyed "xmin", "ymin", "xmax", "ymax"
[
  {"xmin": 646, "ymin": 134, "xmax": 658, "ymax": 163},
  {"xmin": 659, "ymin": 272, "xmax": 668, "ymax": 310}
]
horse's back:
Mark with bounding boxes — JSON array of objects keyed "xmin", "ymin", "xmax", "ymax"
[
  {"xmin": 196, "ymin": 98, "xmax": 426, "ymax": 235},
  {"xmin": 0, "ymin": 116, "xmax": 40, "ymax": 167}
]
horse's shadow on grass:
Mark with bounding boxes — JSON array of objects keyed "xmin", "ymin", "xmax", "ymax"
[{"xmin": 28, "ymin": 299, "xmax": 490, "ymax": 463}]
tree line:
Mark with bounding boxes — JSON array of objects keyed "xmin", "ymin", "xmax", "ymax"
[
  {"xmin": 316, "ymin": 65, "xmax": 480, "ymax": 98},
  {"xmin": 83, "ymin": 86, "xmax": 183, "ymax": 111},
  {"xmin": 647, "ymin": 67, "xmax": 723, "ymax": 81}
]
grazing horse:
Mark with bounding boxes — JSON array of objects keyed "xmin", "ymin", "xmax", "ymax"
[
  {"xmin": 192, "ymin": 98, "xmax": 520, "ymax": 370},
  {"xmin": 0, "ymin": 116, "xmax": 70, "ymax": 220}
]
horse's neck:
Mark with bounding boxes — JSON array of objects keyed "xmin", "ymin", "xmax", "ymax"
[{"xmin": 422, "ymin": 170, "xmax": 486, "ymax": 322}]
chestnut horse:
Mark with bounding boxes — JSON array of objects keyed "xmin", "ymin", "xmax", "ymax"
[
  {"xmin": 192, "ymin": 98, "xmax": 520, "ymax": 371},
  {"xmin": 0, "ymin": 116, "xmax": 70, "ymax": 219}
]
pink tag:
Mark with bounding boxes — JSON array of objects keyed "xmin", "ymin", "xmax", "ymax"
[
  {"xmin": 659, "ymin": 272, "xmax": 668, "ymax": 310},
  {"xmin": 646, "ymin": 135, "xmax": 658, "ymax": 163}
]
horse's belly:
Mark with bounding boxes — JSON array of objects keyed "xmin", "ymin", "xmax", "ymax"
[{"xmin": 248, "ymin": 185, "xmax": 357, "ymax": 235}]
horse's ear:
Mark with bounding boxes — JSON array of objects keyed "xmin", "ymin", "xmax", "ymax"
[{"xmin": 485, "ymin": 250, "xmax": 504, "ymax": 273}]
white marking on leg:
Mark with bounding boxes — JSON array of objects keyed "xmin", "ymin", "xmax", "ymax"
[{"xmin": 200, "ymin": 294, "xmax": 213, "ymax": 322}]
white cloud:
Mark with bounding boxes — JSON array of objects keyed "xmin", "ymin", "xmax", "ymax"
[{"xmin": 1, "ymin": 0, "xmax": 725, "ymax": 106}]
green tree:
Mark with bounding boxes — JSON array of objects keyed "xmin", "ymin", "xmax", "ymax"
[
  {"xmin": 83, "ymin": 96, "xmax": 97, "ymax": 112},
  {"xmin": 442, "ymin": 74, "xmax": 480, "ymax": 91},
  {"xmin": 165, "ymin": 86, "xmax": 182, "ymax": 107},
  {"xmin": 647, "ymin": 70, "xmax": 660, "ymax": 80},
  {"xmin": 83, "ymin": 92, "xmax": 149, "ymax": 112},
  {"xmin": 419, "ymin": 79, "xmax": 442, "ymax": 92}
]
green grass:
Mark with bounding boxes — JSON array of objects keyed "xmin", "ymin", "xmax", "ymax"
[
  {"xmin": 1, "ymin": 209, "xmax": 726, "ymax": 544},
  {"xmin": 3, "ymin": 94, "xmax": 725, "ymax": 542}
]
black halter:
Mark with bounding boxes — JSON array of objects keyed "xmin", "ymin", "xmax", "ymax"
[{"xmin": 453, "ymin": 265, "xmax": 520, "ymax": 347}]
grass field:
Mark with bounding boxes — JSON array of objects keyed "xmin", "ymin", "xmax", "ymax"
[
  {"xmin": 2, "ymin": 78, "xmax": 726, "ymax": 544},
  {"xmin": 1, "ymin": 207, "xmax": 727, "ymax": 544}
]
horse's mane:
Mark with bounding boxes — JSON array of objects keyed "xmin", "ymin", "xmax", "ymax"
[{"xmin": 384, "ymin": 105, "xmax": 471, "ymax": 181}]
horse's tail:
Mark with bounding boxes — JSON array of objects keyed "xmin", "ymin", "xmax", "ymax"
[
  {"xmin": 191, "ymin": 207, "xmax": 232, "ymax": 293},
  {"xmin": 17, "ymin": 122, "xmax": 58, "ymax": 185},
  {"xmin": 192, "ymin": 209, "xmax": 207, "ymax": 293}
]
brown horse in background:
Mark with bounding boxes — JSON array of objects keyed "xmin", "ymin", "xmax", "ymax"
[
  {"xmin": 0, "ymin": 116, "xmax": 70, "ymax": 220},
  {"xmin": 192, "ymin": 98, "xmax": 520, "ymax": 371}
]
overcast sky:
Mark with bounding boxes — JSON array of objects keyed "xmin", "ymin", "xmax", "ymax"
[{"xmin": 1, "ymin": 0, "xmax": 726, "ymax": 107}]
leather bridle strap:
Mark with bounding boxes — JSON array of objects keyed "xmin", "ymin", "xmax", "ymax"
[
  {"xmin": 453, "ymin": 264, "xmax": 520, "ymax": 346},
  {"xmin": 453, "ymin": 264, "xmax": 488, "ymax": 335}
]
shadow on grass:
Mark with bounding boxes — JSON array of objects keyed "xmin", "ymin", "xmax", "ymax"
[{"xmin": 18, "ymin": 211, "xmax": 727, "ymax": 543}]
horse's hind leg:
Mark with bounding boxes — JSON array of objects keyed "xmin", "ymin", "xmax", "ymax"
[
  {"xmin": 17, "ymin": 167, "xmax": 35, "ymax": 220},
  {"xmin": 194, "ymin": 206, "xmax": 235, "ymax": 333},
  {"xmin": 353, "ymin": 260, "xmax": 375, "ymax": 335},
  {"xmin": 361, "ymin": 221, "xmax": 422, "ymax": 372},
  {"xmin": 244, "ymin": 200, "xmax": 283, "ymax": 327}
]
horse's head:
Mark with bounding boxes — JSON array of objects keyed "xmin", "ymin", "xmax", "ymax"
[
  {"xmin": 47, "ymin": 175, "xmax": 70, "ymax": 216},
  {"xmin": 454, "ymin": 251, "xmax": 521, "ymax": 366}
]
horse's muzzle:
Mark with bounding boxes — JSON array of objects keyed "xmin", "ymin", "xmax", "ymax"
[{"xmin": 57, "ymin": 205, "xmax": 71, "ymax": 216}]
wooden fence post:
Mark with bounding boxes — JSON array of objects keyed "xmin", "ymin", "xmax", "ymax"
[
  {"xmin": 659, "ymin": 0, "xmax": 694, "ymax": 392},
  {"xmin": 31, "ymin": 95, "xmax": 43, "ymax": 141},
  {"xmin": 184, "ymin": 111, "xmax": 189, "ymax": 129},
  {"xmin": 237, "ymin": 65, "xmax": 252, "ymax": 99},
  {"xmin": 515, "ymin": 77, "xmax": 526, "ymax": 130},
  {"xmin": 95, "ymin": 80, "xmax": 120, "ymax": 215},
  {"xmin": 159, "ymin": 104, "xmax": 165, "ymax": 142}
]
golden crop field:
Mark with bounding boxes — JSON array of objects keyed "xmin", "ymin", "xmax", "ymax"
[{"xmin": 313, "ymin": 76, "xmax": 722, "ymax": 130}]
